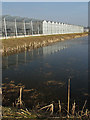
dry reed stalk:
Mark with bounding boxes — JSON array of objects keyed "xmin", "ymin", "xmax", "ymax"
[
  {"xmin": 72, "ymin": 101, "xmax": 75, "ymax": 115},
  {"xmin": 67, "ymin": 79, "xmax": 70, "ymax": 115},
  {"xmin": 16, "ymin": 87, "xmax": 23, "ymax": 107},
  {"xmin": 58, "ymin": 100, "xmax": 61, "ymax": 113},
  {"xmin": 40, "ymin": 103, "xmax": 54, "ymax": 114},
  {"xmin": 20, "ymin": 109, "xmax": 31, "ymax": 115},
  {"xmin": 25, "ymin": 43, "xmax": 27, "ymax": 51},
  {"xmin": 20, "ymin": 87, "xmax": 22, "ymax": 107},
  {"xmin": 40, "ymin": 104, "xmax": 53, "ymax": 110},
  {"xmin": 50, "ymin": 104, "xmax": 54, "ymax": 115},
  {"xmin": 84, "ymin": 109, "xmax": 88, "ymax": 116},
  {"xmin": 81, "ymin": 100, "xmax": 87, "ymax": 116}
]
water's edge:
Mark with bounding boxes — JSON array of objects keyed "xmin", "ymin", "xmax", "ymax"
[{"xmin": 2, "ymin": 33, "xmax": 88, "ymax": 56}]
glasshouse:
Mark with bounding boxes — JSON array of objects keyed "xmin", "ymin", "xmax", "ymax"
[{"xmin": 1, "ymin": 15, "xmax": 84, "ymax": 38}]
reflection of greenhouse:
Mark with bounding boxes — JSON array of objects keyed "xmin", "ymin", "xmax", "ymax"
[
  {"xmin": 2, "ymin": 48, "xmax": 44, "ymax": 69},
  {"xmin": 43, "ymin": 42, "xmax": 68, "ymax": 56},
  {"xmin": 2, "ymin": 15, "xmax": 84, "ymax": 38},
  {"xmin": 2, "ymin": 43, "xmax": 68, "ymax": 68}
]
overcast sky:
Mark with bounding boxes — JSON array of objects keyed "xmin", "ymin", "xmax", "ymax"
[{"xmin": 2, "ymin": 2, "xmax": 88, "ymax": 27}]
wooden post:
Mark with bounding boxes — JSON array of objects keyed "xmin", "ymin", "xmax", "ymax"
[
  {"xmin": 4, "ymin": 18, "xmax": 7, "ymax": 39},
  {"xmin": 20, "ymin": 87, "xmax": 22, "ymax": 107},
  {"xmin": 58, "ymin": 100, "xmax": 61, "ymax": 113},
  {"xmin": 23, "ymin": 20, "xmax": 26, "ymax": 36},
  {"xmin": 15, "ymin": 19, "xmax": 18, "ymax": 37},
  {"xmin": 67, "ymin": 79, "xmax": 70, "ymax": 114}
]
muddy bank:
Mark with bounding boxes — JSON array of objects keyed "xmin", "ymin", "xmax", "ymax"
[{"xmin": 2, "ymin": 33, "xmax": 88, "ymax": 56}]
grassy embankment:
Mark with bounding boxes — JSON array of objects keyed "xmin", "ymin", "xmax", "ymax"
[{"xmin": 2, "ymin": 32, "xmax": 88, "ymax": 56}]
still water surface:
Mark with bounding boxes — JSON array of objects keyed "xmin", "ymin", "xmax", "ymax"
[{"xmin": 2, "ymin": 36, "xmax": 88, "ymax": 106}]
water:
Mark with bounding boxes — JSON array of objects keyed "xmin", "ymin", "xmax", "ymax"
[{"xmin": 2, "ymin": 36, "xmax": 88, "ymax": 107}]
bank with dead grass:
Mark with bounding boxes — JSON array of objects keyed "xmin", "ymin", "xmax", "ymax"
[{"xmin": 2, "ymin": 33, "xmax": 88, "ymax": 56}]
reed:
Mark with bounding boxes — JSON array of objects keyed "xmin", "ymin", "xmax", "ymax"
[
  {"xmin": 2, "ymin": 79, "xmax": 90, "ymax": 119},
  {"xmin": 67, "ymin": 78, "xmax": 70, "ymax": 116}
]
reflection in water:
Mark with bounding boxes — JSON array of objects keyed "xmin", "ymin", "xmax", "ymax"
[
  {"xmin": 2, "ymin": 36, "xmax": 88, "ymax": 107},
  {"xmin": 24, "ymin": 51, "xmax": 27, "ymax": 64},
  {"xmin": 16, "ymin": 54, "xmax": 18, "ymax": 67},
  {"xmin": 4, "ymin": 56, "xmax": 8, "ymax": 69},
  {"xmin": 3, "ymin": 43, "xmax": 68, "ymax": 69},
  {"xmin": 43, "ymin": 43, "xmax": 68, "ymax": 56}
]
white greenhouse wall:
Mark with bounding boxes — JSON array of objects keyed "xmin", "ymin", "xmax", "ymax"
[{"xmin": 42, "ymin": 20, "xmax": 84, "ymax": 35}]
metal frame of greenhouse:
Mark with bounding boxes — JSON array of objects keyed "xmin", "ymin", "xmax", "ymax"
[{"xmin": 1, "ymin": 15, "xmax": 84, "ymax": 39}]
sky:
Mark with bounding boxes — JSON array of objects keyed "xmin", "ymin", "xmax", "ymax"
[{"xmin": 2, "ymin": 2, "xmax": 88, "ymax": 27}]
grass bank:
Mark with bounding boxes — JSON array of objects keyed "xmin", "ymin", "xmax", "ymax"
[{"xmin": 2, "ymin": 33, "xmax": 88, "ymax": 56}]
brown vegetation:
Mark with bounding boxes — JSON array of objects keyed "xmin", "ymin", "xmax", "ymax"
[
  {"xmin": 2, "ymin": 33, "xmax": 88, "ymax": 56},
  {"xmin": 2, "ymin": 80, "xmax": 90, "ymax": 119}
]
